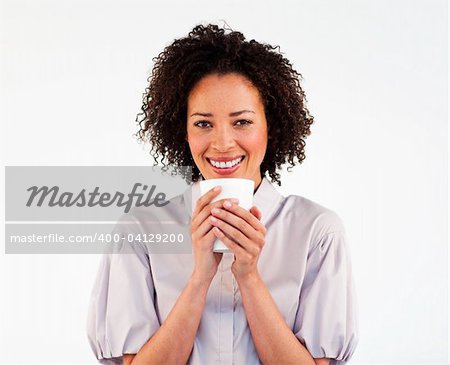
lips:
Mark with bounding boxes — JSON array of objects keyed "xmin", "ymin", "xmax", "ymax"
[
  {"xmin": 206, "ymin": 156, "xmax": 245, "ymax": 175},
  {"xmin": 207, "ymin": 155, "xmax": 244, "ymax": 162},
  {"xmin": 207, "ymin": 156, "xmax": 244, "ymax": 167}
]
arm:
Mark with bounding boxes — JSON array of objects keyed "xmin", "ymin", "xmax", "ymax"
[
  {"xmin": 124, "ymin": 274, "xmax": 212, "ymax": 365},
  {"xmin": 210, "ymin": 201, "xmax": 327, "ymax": 365},
  {"xmin": 237, "ymin": 272, "xmax": 325, "ymax": 365},
  {"xmin": 125, "ymin": 187, "xmax": 232, "ymax": 365},
  {"xmin": 314, "ymin": 359, "xmax": 330, "ymax": 365}
]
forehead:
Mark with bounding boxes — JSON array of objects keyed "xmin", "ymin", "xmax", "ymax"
[{"xmin": 187, "ymin": 73, "xmax": 264, "ymax": 111}]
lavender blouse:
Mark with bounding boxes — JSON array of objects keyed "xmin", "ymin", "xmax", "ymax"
[{"xmin": 87, "ymin": 177, "xmax": 359, "ymax": 364}]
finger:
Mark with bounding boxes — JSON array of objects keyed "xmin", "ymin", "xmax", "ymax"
[
  {"xmin": 191, "ymin": 187, "xmax": 222, "ymax": 229},
  {"xmin": 193, "ymin": 227, "xmax": 217, "ymax": 251},
  {"xmin": 212, "ymin": 227, "xmax": 250, "ymax": 258},
  {"xmin": 250, "ymin": 206, "xmax": 262, "ymax": 221},
  {"xmin": 194, "ymin": 215, "xmax": 215, "ymax": 238},
  {"xmin": 202, "ymin": 229, "xmax": 217, "ymax": 249},
  {"xmin": 192, "ymin": 197, "xmax": 239, "ymax": 230},
  {"xmin": 192, "ymin": 186, "xmax": 222, "ymax": 218},
  {"xmin": 220, "ymin": 201, "xmax": 265, "ymax": 233},
  {"xmin": 209, "ymin": 216, "xmax": 260, "ymax": 256},
  {"xmin": 210, "ymin": 207, "xmax": 255, "ymax": 240}
]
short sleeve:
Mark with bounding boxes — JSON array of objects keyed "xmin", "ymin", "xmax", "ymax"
[
  {"xmin": 86, "ymin": 221, "xmax": 161, "ymax": 364},
  {"xmin": 293, "ymin": 230, "xmax": 359, "ymax": 364}
]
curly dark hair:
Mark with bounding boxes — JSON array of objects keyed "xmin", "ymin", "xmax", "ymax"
[{"xmin": 136, "ymin": 23, "xmax": 314, "ymax": 186}]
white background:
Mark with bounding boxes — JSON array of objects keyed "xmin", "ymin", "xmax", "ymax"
[{"xmin": 0, "ymin": 0, "xmax": 448, "ymax": 364}]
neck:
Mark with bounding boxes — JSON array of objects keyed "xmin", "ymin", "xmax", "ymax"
[{"xmin": 254, "ymin": 177, "xmax": 263, "ymax": 193}]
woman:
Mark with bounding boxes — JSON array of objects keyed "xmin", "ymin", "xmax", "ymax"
[{"xmin": 87, "ymin": 23, "xmax": 359, "ymax": 365}]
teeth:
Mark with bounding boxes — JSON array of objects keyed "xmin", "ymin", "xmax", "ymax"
[{"xmin": 210, "ymin": 156, "xmax": 243, "ymax": 168}]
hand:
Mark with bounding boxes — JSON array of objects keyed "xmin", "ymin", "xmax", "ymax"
[
  {"xmin": 190, "ymin": 186, "xmax": 238, "ymax": 284},
  {"xmin": 209, "ymin": 201, "xmax": 266, "ymax": 281}
]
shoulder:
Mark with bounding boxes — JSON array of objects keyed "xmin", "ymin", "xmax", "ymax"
[
  {"xmin": 280, "ymin": 194, "xmax": 346, "ymax": 251},
  {"xmin": 283, "ymin": 194, "xmax": 346, "ymax": 233}
]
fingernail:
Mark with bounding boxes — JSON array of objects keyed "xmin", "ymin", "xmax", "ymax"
[
  {"xmin": 214, "ymin": 186, "xmax": 221, "ymax": 191},
  {"xmin": 223, "ymin": 201, "xmax": 232, "ymax": 208}
]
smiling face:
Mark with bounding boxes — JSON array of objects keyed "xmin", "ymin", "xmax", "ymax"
[{"xmin": 187, "ymin": 73, "xmax": 268, "ymax": 189}]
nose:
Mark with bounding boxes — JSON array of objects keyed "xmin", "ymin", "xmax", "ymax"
[{"xmin": 211, "ymin": 125, "xmax": 236, "ymax": 151}]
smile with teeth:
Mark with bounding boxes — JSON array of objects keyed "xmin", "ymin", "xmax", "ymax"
[{"xmin": 208, "ymin": 156, "xmax": 244, "ymax": 169}]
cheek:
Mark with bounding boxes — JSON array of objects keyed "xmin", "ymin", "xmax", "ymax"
[
  {"xmin": 187, "ymin": 133, "xmax": 208, "ymax": 157},
  {"xmin": 243, "ymin": 131, "xmax": 268, "ymax": 157}
]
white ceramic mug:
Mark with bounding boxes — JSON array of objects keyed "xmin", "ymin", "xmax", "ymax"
[{"xmin": 199, "ymin": 178, "xmax": 254, "ymax": 253}]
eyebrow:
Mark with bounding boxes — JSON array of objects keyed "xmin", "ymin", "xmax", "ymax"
[{"xmin": 189, "ymin": 110, "xmax": 256, "ymax": 118}]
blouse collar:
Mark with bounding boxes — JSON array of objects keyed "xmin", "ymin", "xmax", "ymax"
[{"xmin": 183, "ymin": 176, "xmax": 283, "ymax": 225}]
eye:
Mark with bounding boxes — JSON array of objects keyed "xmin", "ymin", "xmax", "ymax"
[
  {"xmin": 235, "ymin": 119, "xmax": 252, "ymax": 126},
  {"xmin": 194, "ymin": 121, "xmax": 212, "ymax": 129}
]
